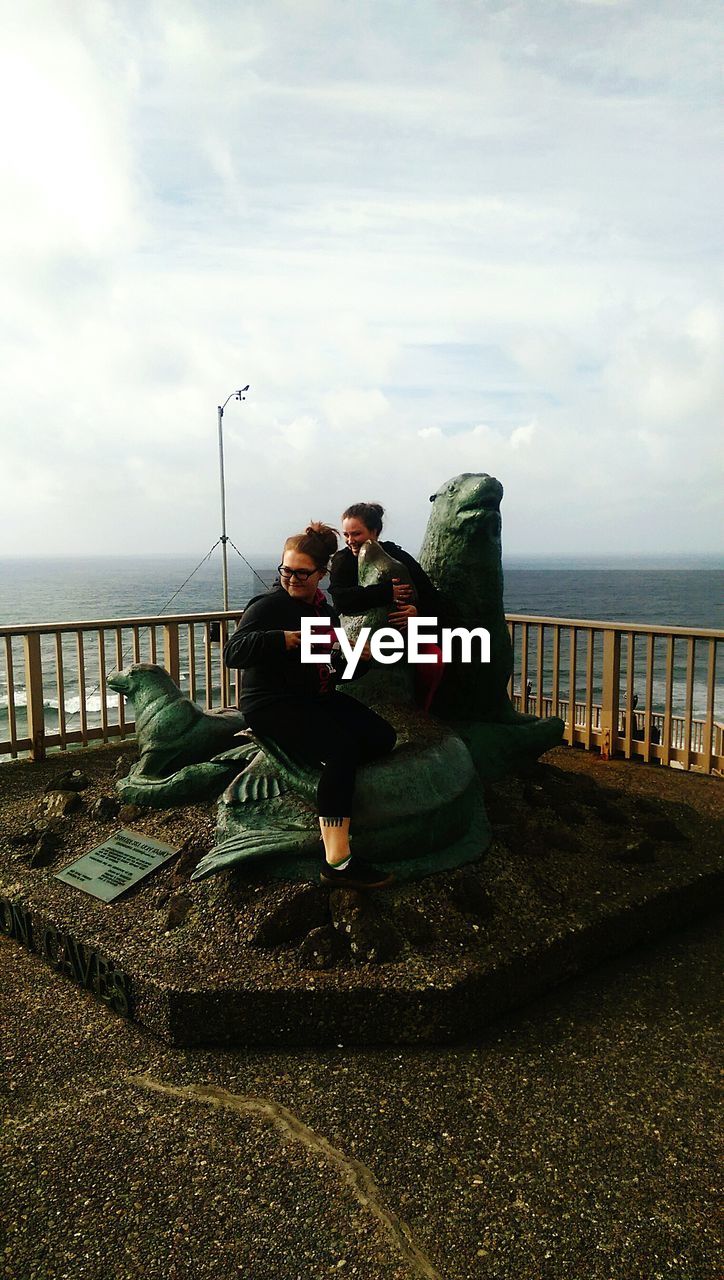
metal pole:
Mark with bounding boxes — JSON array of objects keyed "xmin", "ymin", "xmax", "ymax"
[
  {"xmin": 217, "ymin": 403, "xmax": 229, "ymax": 611},
  {"xmin": 216, "ymin": 386, "xmax": 249, "ymax": 613}
]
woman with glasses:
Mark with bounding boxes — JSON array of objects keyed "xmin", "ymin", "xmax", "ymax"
[
  {"xmin": 329, "ymin": 502, "xmax": 445, "ymax": 713},
  {"xmin": 223, "ymin": 522, "xmax": 397, "ymax": 889}
]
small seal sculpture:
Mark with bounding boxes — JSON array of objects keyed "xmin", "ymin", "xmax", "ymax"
[
  {"xmin": 107, "ymin": 663, "xmax": 248, "ymax": 793},
  {"xmin": 111, "ymin": 474, "xmax": 564, "ymax": 882}
]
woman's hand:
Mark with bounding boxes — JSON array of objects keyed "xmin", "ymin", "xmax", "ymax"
[
  {"xmin": 392, "ymin": 578, "xmax": 414, "ymax": 604},
  {"xmin": 388, "ymin": 603, "xmax": 418, "ymax": 631},
  {"xmin": 284, "ymin": 630, "xmax": 302, "ymax": 650}
]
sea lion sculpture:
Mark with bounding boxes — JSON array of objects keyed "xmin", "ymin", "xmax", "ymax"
[
  {"xmin": 107, "ymin": 663, "xmax": 249, "ymax": 797},
  {"xmin": 111, "ymin": 474, "xmax": 564, "ymax": 882},
  {"xmin": 419, "ymin": 473, "xmax": 564, "ymax": 776}
]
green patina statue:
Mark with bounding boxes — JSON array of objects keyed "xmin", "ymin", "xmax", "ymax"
[
  {"xmin": 108, "ymin": 664, "xmax": 247, "ymax": 778},
  {"xmin": 419, "ymin": 473, "xmax": 563, "ymax": 776},
  {"xmin": 110, "ymin": 474, "xmax": 564, "ymax": 882}
]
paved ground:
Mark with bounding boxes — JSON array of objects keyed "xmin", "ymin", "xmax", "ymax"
[{"xmin": 2, "ymin": 914, "xmax": 721, "ymax": 1280}]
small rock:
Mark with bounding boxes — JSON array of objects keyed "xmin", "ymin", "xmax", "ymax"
[
  {"xmin": 298, "ymin": 925, "xmax": 348, "ymax": 970},
  {"xmin": 42, "ymin": 790, "xmax": 82, "ymax": 819},
  {"xmin": 114, "ymin": 755, "xmax": 136, "ymax": 780},
  {"xmin": 9, "ymin": 827, "xmax": 39, "ymax": 848},
  {"xmin": 610, "ymin": 838, "xmax": 657, "ymax": 865},
  {"xmin": 165, "ymin": 892, "xmax": 193, "ymax": 929},
  {"xmin": 172, "ymin": 837, "xmax": 208, "ymax": 883},
  {"xmin": 447, "ymin": 871, "xmax": 494, "ymax": 920},
  {"xmin": 44, "ymin": 768, "xmax": 88, "ymax": 794},
  {"xmin": 118, "ymin": 804, "xmax": 144, "ymax": 824},
  {"xmin": 348, "ymin": 916, "xmax": 403, "ymax": 964},
  {"xmin": 329, "ymin": 887, "xmax": 369, "ymax": 934},
  {"xmin": 89, "ymin": 795, "xmax": 121, "ymax": 821},
  {"xmin": 329, "ymin": 889, "xmax": 402, "ymax": 962},
  {"xmin": 28, "ymin": 829, "xmax": 61, "ymax": 868},
  {"xmin": 251, "ymin": 884, "xmax": 329, "ymax": 947}
]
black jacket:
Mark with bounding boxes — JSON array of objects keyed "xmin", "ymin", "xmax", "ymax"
[
  {"xmin": 329, "ymin": 541, "xmax": 442, "ymax": 617},
  {"xmin": 224, "ymin": 586, "xmax": 351, "ymax": 716}
]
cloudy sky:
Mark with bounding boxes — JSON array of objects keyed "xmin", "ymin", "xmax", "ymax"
[{"xmin": 1, "ymin": 0, "xmax": 721, "ymax": 560}]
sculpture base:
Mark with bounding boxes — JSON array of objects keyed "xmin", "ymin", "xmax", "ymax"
[{"xmin": 1, "ymin": 743, "xmax": 721, "ymax": 1047}]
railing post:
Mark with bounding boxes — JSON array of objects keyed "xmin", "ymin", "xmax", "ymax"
[
  {"xmin": 599, "ymin": 629, "xmax": 621, "ymax": 761},
  {"xmin": 163, "ymin": 623, "xmax": 180, "ymax": 685},
  {"xmin": 23, "ymin": 633, "xmax": 46, "ymax": 761}
]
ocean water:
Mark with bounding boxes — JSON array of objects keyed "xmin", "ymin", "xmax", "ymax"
[
  {"xmin": 0, "ymin": 554, "xmax": 721, "ymax": 629},
  {"xmin": 0, "ymin": 554, "xmax": 722, "ymax": 748}
]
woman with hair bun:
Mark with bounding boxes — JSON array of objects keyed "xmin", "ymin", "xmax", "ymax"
[
  {"xmin": 224, "ymin": 521, "xmax": 396, "ymax": 889},
  {"xmin": 329, "ymin": 503, "xmax": 445, "ymax": 712}
]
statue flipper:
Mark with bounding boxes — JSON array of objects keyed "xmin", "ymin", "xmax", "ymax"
[
  {"xmin": 456, "ymin": 716, "xmax": 566, "ymax": 781},
  {"xmin": 191, "ymin": 828, "xmax": 319, "ymax": 880},
  {"xmin": 117, "ymin": 759, "xmax": 240, "ymax": 808}
]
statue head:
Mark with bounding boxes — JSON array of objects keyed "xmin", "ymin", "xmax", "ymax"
[{"xmin": 425, "ymin": 474, "xmax": 503, "ymax": 569}]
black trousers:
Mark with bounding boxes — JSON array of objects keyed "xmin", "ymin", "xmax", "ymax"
[{"xmin": 247, "ymin": 693, "xmax": 396, "ymax": 817}]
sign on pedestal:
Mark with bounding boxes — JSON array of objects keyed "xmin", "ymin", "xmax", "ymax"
[{"xmin": 55, "ymin": 829, "xmax": 178, "ymax": 902}]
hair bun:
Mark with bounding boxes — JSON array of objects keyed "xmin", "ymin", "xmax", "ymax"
[
  {"xmin": 306, "ymin": 521, "xmax": 339, "ymax": 557},
  {"xmin": 341, "ymin": 502, "xmax": 385, "ymax": 534},
  {"xmin": 283, "ymin": 521, "xmax": 339, "ymax": 570}
]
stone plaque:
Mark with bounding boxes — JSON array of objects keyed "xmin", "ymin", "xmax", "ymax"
[{"xmin": 55, "ymin": 829, "xmax": 178, "ymax": 903}]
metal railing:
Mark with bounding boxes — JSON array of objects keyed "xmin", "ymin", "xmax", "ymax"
[
  {"xmin": 507, "ymin": 615, "xmax": 723, "ymax": 775},
  {"xmin": 0, "ymin": 611, "xmax": 243, "ymax": 761},
  {"xmin": 1, "ymin": 610, "xmax": 722, "ymax": 775}
]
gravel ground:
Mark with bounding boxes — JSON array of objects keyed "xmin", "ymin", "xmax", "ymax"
[
  {"xmin": 1, "ymin": 744, "xmax": 722, "ymax": 1276},
  {"xmin": 1, "ymin": 913, "xmax": 721, "ymax": 1279}
]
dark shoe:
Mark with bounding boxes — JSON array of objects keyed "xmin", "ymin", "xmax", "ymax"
[{"xmin": 320, "ymin": 856, "xmax": 394, "ymax": 890}]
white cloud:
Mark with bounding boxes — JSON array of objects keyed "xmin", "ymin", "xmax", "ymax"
[
  {"xmin": 510, "ymin": 421, "xmax": 537, "ymax": 451},
  {"xmin": 323, "ymin": 388, "xmax": 390, "ymax": 431},
  {"xmin": 0, "ymin": 9, "xmax": 138, "ymax": 260},
  {"xmin": 604, "ymin": 303, "xmax": 724, "ymax": 427},
  {"xmin": 0, "ymin": 0, "xmax": 721, "ymax": 562}
]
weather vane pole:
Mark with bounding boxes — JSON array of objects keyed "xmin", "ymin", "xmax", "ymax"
[{"xmin": 217, "ymin": 385, "xmax": 249, "ymax": 610}]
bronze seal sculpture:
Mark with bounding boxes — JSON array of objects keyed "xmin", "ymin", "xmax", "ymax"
[{"xmin": 111, "ymin": 474, "xmax": 564, "ymax": 882}]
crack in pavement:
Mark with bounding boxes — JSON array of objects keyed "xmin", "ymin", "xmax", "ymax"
[{"xmin": 128, "ymin": 1073, "xmax": 443, "ymax": 1280}]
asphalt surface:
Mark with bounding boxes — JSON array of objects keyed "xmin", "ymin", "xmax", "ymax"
[{"xmin": 2, "ymin": 916, "xmax": 721, "ymax": 1280}]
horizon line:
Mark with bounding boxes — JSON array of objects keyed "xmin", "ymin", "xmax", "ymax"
[{"xmin": 1, "ymin": 552, "xmax": 722, "ymax": 565}]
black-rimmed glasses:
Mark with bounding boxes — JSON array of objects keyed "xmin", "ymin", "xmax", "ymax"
[{"xmin": 278, "ymin": 564, "xmax": 318, "ymax": 581}]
